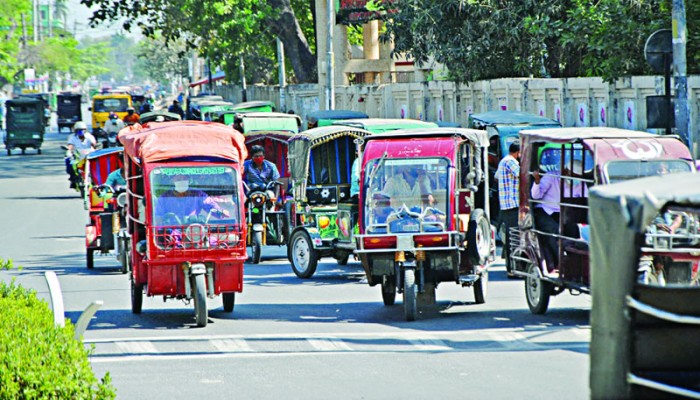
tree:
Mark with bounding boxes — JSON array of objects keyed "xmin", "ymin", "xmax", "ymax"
[
  {"xmin": 80, "ymin": 0, "xmax": 318, "ymax": 83},
  {"xmin": 0, "ymin": 0, "xmax": 31, "ymax": 85},
  {"xmin": 384, "ymin": 0, "xmax": 699, "ymax": 83},
  {"xmin": 135, "ymin": 36, "xmax": 189, "ymax": 87}
]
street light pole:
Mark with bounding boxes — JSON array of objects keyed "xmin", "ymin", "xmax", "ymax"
[
  {"xmin": 277, "ymin": 38, "xmax": 286, "ymax": 111},
  {"xmin": 326, "ymin": 0, "xmax": 335, "ymax": 110},
  {"xmin": 672, "ymin": 0, "xmax": 692, "ymax": 154}
]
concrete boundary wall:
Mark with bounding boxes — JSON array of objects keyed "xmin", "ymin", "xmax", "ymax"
[{"xmin": 216, "ymin": 76, "xmax": 699, "ymax": 143}]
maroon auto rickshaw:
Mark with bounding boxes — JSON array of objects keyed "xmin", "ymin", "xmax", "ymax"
[
  {"xmin": 354, "ymin": 128, "xmax": 494, "ymax": 321},
  {"xmin": 119, "ymin": 121, "xmax": 248, "ymax": 327},
  {"xmin": 510, "ymin": 127, "xmax": 695, "ymax": 314}
]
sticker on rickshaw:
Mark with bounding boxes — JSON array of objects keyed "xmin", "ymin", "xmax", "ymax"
[{"xmin": 157, "ymin": 167, "xmax": 228, "ymax": 175}]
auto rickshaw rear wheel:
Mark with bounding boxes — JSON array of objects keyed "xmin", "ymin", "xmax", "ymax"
[
  {"xmin": 37, "ymin": 148, "xmax": 41, "ymax": 155},
  {"xmin": 467, "ymin": 209, "xmax": 491, "ymax": 266},
  {"xmin": 131, "ymin": 280, "xmax": 143, "ymax": 314},
  {"xmin": 193, "ymin": 274, "xmax": 208, "ymax": 327},
  {"xmin": 86, "ymin": 248, "xmax": 94, "ymax": 269},
  {"xmin": 223, "ymin": 293, "xmax": 235, "ymax": 312},
  {"xmin": 525, "ymin": 262, "xmax": 551, "ymax": 315},
  {"xmin": 403, "ymin": 268, "xmax": 418, "ymax": 321},
  {"xmin": 289, "ymin": 230, "xmax": 318, "ymax": 279},
  {"xmin": 118, "ymin": 241, "xmax": 128, "ymax": 274},
  {"xmin": 6, "ymin": 149, "xmax": 10, "ymax": 156},
  {"xmin": 473, "ymin": 269, "xmax": 488, "ymax": 304},
  {"xmin": 381, "ymin": 278, "xmax": 396, "ymax": 306}
]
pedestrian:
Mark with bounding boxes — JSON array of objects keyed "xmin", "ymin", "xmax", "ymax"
[
  {"xmin": 495, "ymin": 141, "xmax": 520, "ymax": 277},
  {"xmin": 531, "ymin": 159, "xmax": 561, "ymax": 276},
  {"xmin": 168, "ymin": 100, "xmax": 185, "ymax": 119}
]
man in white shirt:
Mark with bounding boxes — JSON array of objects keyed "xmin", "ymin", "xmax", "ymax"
[
  {"xmin": 65, "ymin": 121, "xmax": 96, "ymax": 189},
  {"xmin": 103, "ymin": 112, "xmax": 125, "ymax": 140}
]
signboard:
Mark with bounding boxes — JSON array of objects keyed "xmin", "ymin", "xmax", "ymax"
[{"xmin": 336, "ymin": 0, "xmax": 397, "ymax": 25}]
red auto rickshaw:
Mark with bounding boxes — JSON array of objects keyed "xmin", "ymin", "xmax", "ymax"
[
  {"xmin": 355, "ymin": 128, "xmax": 495, "ymax": 321},
  {"xmin": 84, "ymin": 147, "xmax": 125, "ymax": 270},
  {"xmin": 119, "ymin": 121, "xmax": 248, "ymax": 327}
]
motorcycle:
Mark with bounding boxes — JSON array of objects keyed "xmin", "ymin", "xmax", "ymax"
[{"xmin": 245, "ymin": 180, "xmax": 286, "ymax": 264}]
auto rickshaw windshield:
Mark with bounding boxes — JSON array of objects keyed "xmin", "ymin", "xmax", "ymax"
[
  {"xmin": 605, "ymin": 159, "xmax": 693, "ymax": 183},
  {"xmin": 150, "ymin": 166, "xmax": 240, "ymax": 230},
  {"xmin": 94, "ymin": 98, "xmax": 129, "ymax": 113},
  {"xmin": 364, "ymin": 157, "xmax": 449, "ymax": 233}
]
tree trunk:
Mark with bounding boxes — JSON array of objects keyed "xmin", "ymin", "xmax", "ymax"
[{"xmin": 267, "ymin": 0, "xmax": 317, "ymax": 83}]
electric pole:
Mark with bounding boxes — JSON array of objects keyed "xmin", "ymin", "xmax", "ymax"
[
  {"xmin": 672, "ymin": 0, "xmax": 693, "ymax": 155},
  {"xmin": 326, "ymin": 0, "xmax": 335, "ymax": 110},
  {"xmin": 277, "ymin": 38, "xmax": 286, "ymax": 111}
]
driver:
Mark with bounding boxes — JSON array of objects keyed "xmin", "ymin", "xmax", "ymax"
[
  {"xmin": 243, "ymin": 145, "xmax": 280, "ymax": 199},
  {"xmin": 103, "ymin": 112, "xmax": 125, "ymax": 137},
  {"xmin": 123, "ymin": 107, "xmax": 140, "ymax": 126},
  {"xmin": 65, "ymin": 121, "xmax": 96, "ymax": 189},
  {"xmin": 155, "ymin": 174, "xmax": 227, "ymax": 225},
  {"xmin": 104, "ymin": 168, "xmax": 126, "ymax": 191},
  {"xmin": 382, "ymin": 165, "xmax": 433, "ymax": 210}
]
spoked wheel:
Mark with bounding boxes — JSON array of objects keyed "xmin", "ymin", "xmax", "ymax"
[
  {"xmin": 473, "ymin": 269, "xmax": 488, "ymax": 304},
  {"xmin": 251, "ymin": 231, "xmax": 262, "ymax": 264},
  {"xmin": 86, "ymin": 248, "xmax": 95, "ymax": 269},
  {"xmin": 223, "ymin": 292, "xmax": 235, "ymax": 312},
  {"xmin": 131, "ymin": 280, "xmax": 143, "ymax": 314},
  {"xmin": 381, "ymin": 278, "xmax": 396, "ymax": 306},
  {"xmin": 525, "ymin": 262, "xmax": 552, "ymax": 315},
  {"xmin": 193, "ymin": 274, "xmax": 208, "ymax": 327},
  {"xmin": 289, "ymin": 230, "xmax": 318, "ymax": 279},
  {"xmin": 403, "ymin": 269, "xmax": 418, "ymax": 321}
]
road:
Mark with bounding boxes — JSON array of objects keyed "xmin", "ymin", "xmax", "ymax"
[{"xmin": 0, "ymin": 128, "xmax": 592, "ymax": 399}]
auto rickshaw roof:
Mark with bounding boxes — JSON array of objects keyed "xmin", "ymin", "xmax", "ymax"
[
  {"xmin": 307, "ymin": 110, "xmax": 369, "ymax": 124},
  {"xmin": 363, "ymin": 127, "xmax": 489, "ymax": 148},
  {"xmin": 93, "ymin": 93, "xmax": 131, "ymax": 99},
  {"xmin": 231, "ymin": 100, "xmax": 275, "ymax": 110},
  {"xmin": 7, "ymin": 97, "xmax": 42, "ymax": 105},
  {"xmin": 119, "ymin": 121, "xmax": 247, "ymax": 164},
  {"xmin": 239, "ymin": 112, "xmax": 302, "ymax": 133},
  {"xmin": 333, "ymin": 118, "xmax": 439, "ymax": 133},
  {"xmin": 140, "ymin": 110, "xmax": 182, "ymax": 123},
  {"xmin": 469, "ymin": 110, "xmax": 561, "ymax": 127},
  {"xmin": 520, "ymin": 127, "xmax": 658, "ymax": 143},
  {"xmin": 86, "ymin": 147, "xmax": 123, "ymax": 160},
  {"xmin": 288, "ymin": 125, "xmax": 372, "ymax": 180}
]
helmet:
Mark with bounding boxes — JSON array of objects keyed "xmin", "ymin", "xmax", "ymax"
[
  {"xmin": 109, "ymin": 112, "xmax": 118, "ymax": 120},
  {"xmin": 127, "ymin": 107, "xmax": 135, "ymax": 113},
  {"xmin": 73, "ymin": 121, "xmax": 88, "ymax": 131}
]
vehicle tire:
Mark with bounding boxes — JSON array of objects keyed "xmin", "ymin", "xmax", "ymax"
[
  {"xmin": 337, "ymin": 253, "xmax": 350, "ymax": 266},
  {"xmin": 473, "ymin": 269, "xmax": 488, "ymax": 304},
  {"xmin": 193, "ymin": 274, "xmax": 208, "ymax": 327},
  {"xmin": 223, "ymin": 292, "xmax": 235, "ymax": 312},
  {"xmin": 251, "ymin": 231, "xmax": 263, "ymax": 264},
  {"xmin": 403, "ymin": 269, "xmax": 418, "ymax": 321},
  {"xmin": 381, "ymin": 279, "xmax": 396, "ymax": 306},
  {"xmin": 118, "ymin": 239, "xmax": 129, "ymax": 274},
  {"xmin": 131, "ymin": 280, "xmax": 143, "ymax": 314},
  {"xmin": 86, "ymin": 248, "xmax": 94, "ymax": 269},
  {"xmin": 467, "ymin": 209, "xmax": 491, "ymax": 266},
  {"xmin": 525, "ymin": 262, "xmax": 551, "ymax": 315},
  {"xmin": 6, "ymin": 149, "xmax": 10, "ymax": 156},
  {"xmin": 37, "ymin": 148, "xmax": 41, "ymax": 155},
  {"xmin": 289, "ymin": 230, "xmax": 318, "ymax": 279},
  {"xmin": 283, "ymin": 201, "xmax": 294, "ymax": 244},
  {"xmin": 21, "ymin": 148, "xmax": 25, "ymax": 155}
]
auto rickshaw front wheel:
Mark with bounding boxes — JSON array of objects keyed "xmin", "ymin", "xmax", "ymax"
[
  {"xmin": 223, "ymin": 293, "xmax": 235, "ymax": 312},
  {"xmin": 193, "ymin": 274, "xmax": 208, "ymax": 327},
  {"xmin": 131, "ymin": 280, "xmax": 143, "ymax": 314},
  {"xmin": 289, "ymin": 230, "xmax": 318, "ymax": 279},
  {"xmin": 525, "ymin": 262, "xmax": 551, "ymax": 315},
  {"xmin": 473, "ymin": 269, "xmax": 488, "ymax": 304},
  {"xmin": 251, "ymin": 231, "xmax": 262, "ymax": 264},
  {"xmin": 86, "ymin": 248, "xmax": 94, "ymax": 269},
  {"xmin": 403, "ymin": 268, "xmax": 418, "ymax": 321}
]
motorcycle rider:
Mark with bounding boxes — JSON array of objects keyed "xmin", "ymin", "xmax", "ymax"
[
  {"xmin": 123, "ymin": 107, "xmax": 140, "ymax": 126},
  {"xmin": 65, "ymin": 121, "xmax": 96, "ymax": 189},
  {"xmin": 103, "ymin": 112, "xmax": 125, "ymax": 146}
]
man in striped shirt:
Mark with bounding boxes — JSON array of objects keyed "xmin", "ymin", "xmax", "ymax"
[{"xmin": 495, "ymin": 141, "xmax": 520, "ymax": 276}]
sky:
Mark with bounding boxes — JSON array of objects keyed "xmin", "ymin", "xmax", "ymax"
[{"xmin": 65, "ymin": 0, "xmax": 142, "ymax": 41}]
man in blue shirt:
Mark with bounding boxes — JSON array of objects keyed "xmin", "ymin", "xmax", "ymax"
[
  {"xmin": 243, "ymin": 145, "xmax": 280, "ymax": 195},
  {"xmin": 495, "ymin": 141, "xmax": 520, "ymax": 276},
  {"xmin": 104, "ymin": 168, "xmax": 127, "ymax": 191}
]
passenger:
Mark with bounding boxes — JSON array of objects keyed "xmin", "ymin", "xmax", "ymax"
[
  {"xmin": 350, "ymin": 149, "xmax": 361, "ymax": 203},
  {"xmin": 155, "ymin": 174, "xmax": 227, "ymax": 225},
  {"xmin": 243, "ymin": 145, "xmax": 280, "ymax": 198},
  {"xmin": 495, "ymin": 141, "xmax": 520, "ymax": 276},
  {"xmin": 531, "ymin": 165, "xmax": 561, "ymax": 274},
  {"xmin": 168, "ymin": 100, "xmax": 185, "ymax": 119},
  {"xmin": 382, "ymin": 165, "xmax": 434, "ymax": 210},
  {"xmin": 104, "ymin": 168, "xmax": 126, "ymax": 192}
]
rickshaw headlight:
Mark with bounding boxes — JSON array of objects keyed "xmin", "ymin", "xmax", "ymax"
[{"xmin": 117, "ymin": 193, "xmax": 128, "ymax": 208}]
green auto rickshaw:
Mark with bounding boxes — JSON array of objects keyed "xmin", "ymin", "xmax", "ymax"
[
  {"xmin": 4, "ymin": 98, "xmax": 45, "ymax": 155},
  {"xmin": 306, "ymin": 110, "xmax": 369, "ymax": 130}
]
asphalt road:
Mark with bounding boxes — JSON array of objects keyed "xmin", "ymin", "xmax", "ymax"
[{"xmin": 0, "ymin": 126, "xmax": 592, "ymax": 399}]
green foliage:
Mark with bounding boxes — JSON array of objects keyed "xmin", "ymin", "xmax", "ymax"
[
  {"xmin": 385, "ymin": 0, "xmax": 699, "ymax": 83},
  {"xmin": 136, "ymin": 36, "xmax": 189, "ymax": 86},
  {"xmin": 0, "ymin": 0, "xmax": 31, "ymax": 84},
  {"xmin": 0, "ymin": 259, "xmax": 116, "ymax": 399}
]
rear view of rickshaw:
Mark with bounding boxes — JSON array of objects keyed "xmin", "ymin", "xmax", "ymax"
[
  {"xmin": 120, "ymin": 121, "xmax": 248, "ymax": 327},
  {"xmin": 355, "ymin": 128, "xmax": 494, "ymax": 321},
  {"xmin": 510, "ymin": 127, "xmax": 695, "ymax": 314},
  {"xmin": 84, "ymin": 147, "xmax": 127, "ymax": 271},
  {"xmin": 240, "ymin": 113, "xmax": 301, "ymax": 263},
  {"xmin": 4, "ymin": 98, "xmax": 45, "ymax": 155},
  {"xmin": 590, "ymin": 172, "xmax": 700, "ymax": 399},
  {"xmin": 286, "ymin": 126, "xmax": 373, "ymax": 277}
]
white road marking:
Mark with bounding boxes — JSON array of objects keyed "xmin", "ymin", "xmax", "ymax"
[
  {"xmin": 408, "ymin": 338, "xmax": 451, "ymax": 351},
  {"xmin": 210, "ymin": 339, "xmax": 254, "ymax": 353},
  {"xmin": 307, "ymin": 338, "xmax": 352, "ymax": 351},
  {"xmin": 115, "ymin": 341, "xmax": 158, "ymax": 354}
]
